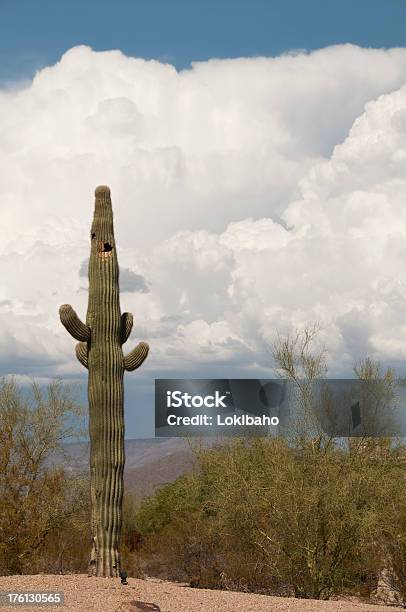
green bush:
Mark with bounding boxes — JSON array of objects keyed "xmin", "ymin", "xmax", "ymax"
[{"xmin": 135, "ymin": 436, "xmax": 406, "ymax": 600}]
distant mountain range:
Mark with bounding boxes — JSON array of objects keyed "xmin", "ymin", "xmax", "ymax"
[{"xmin": 50, "ymin": 438, "xmax": 216, "ymax": 502}]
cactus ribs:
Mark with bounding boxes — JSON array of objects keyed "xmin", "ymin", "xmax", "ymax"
[{"xmin": 59, "ymin": 186, "xmax": 149, "ymax": 577}]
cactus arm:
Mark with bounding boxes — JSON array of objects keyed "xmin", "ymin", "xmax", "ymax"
[
  {"xmin": 59, "ymin": 304, "xmax": 90, "ymax": 342},
  {"xmin": 120, "ymin": 312, "xmax": 133, "ymax": 344},
  {"xmin": 75, "ymin": 342, "xmax": 88, "ymax": 368},
  {"xmin": 123, "ymin": 342, "xmax": 149, "ymax": 371},
  {"xmin": 67, "ymin": 185, "xmax": 150, "ymax": 577}
]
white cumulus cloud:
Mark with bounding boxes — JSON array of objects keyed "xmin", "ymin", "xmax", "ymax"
[{"xmin": 1, "ymin": 44, "xmax": 406, "ymax": 378}]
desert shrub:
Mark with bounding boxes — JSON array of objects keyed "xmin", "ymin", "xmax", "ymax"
[
  {"xmin": 135, "ymin": 436, "xmax": 405, "ymax": 598},
  {"xmin": 135, "ymin": 329, "xmax": 406, "ymax": 600},
  {"xmin": 377, "ymin": 449, "xmax": 406, "ymax": 606},
  {"xmin": 136, "ymin": 472, "xmax": 219, "ymax": 584},
  {"xmin": 32, "ymin": 473, "xmax": 91, "ymax": 574},
  {"xmin": 120, "ymin": 491, "xmax": 145, "ymax": 578},
  {"xmin": 0, "ymin": 377, "xmax": 84, "ymax": 575}
]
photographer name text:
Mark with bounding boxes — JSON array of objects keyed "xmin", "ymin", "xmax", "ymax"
[{"xmin": 166, "ymin": 414, "xmax": 279, "ymax": 427}]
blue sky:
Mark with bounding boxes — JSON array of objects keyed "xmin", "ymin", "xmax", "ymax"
[{"xmin": 1, "ymin": 0, "xmax": 406, "ymax": 84}]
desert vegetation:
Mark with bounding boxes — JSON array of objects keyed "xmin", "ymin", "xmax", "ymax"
[
  {"xmin": 135, "ymin": 435, "xmax": 406, "ymax": 602},
  {"xmin": 134, "ymin": 330, "xmax": 406, "ymax": 605},
  {"xmin": 0, "ymin": 377, "xmax": 142, "ymax": 578},
  {"xmin": 2, "ymin": 329, "xmax": 406, "ymax": 606}
]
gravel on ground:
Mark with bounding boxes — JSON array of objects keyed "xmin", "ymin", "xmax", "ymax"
[{"xmin": 0, "ymin": 574, "xmax": 399, "ymax": 612}]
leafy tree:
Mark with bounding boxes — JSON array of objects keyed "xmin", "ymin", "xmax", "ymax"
[{"xmin": 0, "ymin": 377, "xmax": 84, "ymax": 574}]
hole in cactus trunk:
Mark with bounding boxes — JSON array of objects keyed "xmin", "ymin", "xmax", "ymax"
[{"xmin": 97, "ymin": 240, "xmax": 113, "ymax": 260}]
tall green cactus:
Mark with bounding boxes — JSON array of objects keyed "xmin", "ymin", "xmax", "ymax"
[{"xmin": 59, "ymin": 185, "xmax": 149, "ymax": 577}]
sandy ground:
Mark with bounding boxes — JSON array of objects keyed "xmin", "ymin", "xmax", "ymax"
[{"xmin": 0, "ymin": 575, "xmax": 399, "ymax": 612}]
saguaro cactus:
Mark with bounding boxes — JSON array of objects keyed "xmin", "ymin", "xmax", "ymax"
[{"xmin": 59, "ymin": 185, "xmax": 149, "ymax": 577}]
